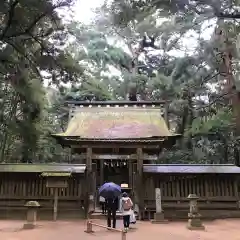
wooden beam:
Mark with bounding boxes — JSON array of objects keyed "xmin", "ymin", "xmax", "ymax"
[
  {"xmin": 65, "ymin": 100, "xmax": 168, "ymax": 106},
  {"xmin": 70, "ymin": 143, "xmax": 163, "ymax": 149},
  {"xmin": 74, "ymin": 153, "xmax": 159, "ymax": 161}
]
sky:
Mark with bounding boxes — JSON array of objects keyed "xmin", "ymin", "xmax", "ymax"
[{"xmin": 73, "ymin": 0, "xmax": 105, "ymax": 24}]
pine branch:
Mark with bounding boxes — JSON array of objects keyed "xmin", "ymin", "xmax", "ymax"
[
  {"xmin": 5, "ymin": 1, "xmax": 69, "ymax": 39},
  {"xmin": 217, "ymin": 12, "xmax": 240, "ymax": 19},
  {"xmin": 0, "ymin": 0, "xmax": 19, "ymax": 40}
]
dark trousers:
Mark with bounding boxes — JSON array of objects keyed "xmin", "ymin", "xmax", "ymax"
[
  {"xmin": 100, "ymin": 202, "xmax": 106, "ymax": 214},
  {"xmin": 123, "ymin": 215, "xmax": 130, "ymax": 228},
  {"xmin": 107, "ymin": 209, "xmax": 116, "ymax": 228}
]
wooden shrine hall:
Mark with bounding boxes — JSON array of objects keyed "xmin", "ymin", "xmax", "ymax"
[
  {"xmin": 51, "ymin": 100, "xmax": 240, "ymax": 220},
  {"xmin": 52, "ymin": 100, "xmax": 178, "ymax": 217}
]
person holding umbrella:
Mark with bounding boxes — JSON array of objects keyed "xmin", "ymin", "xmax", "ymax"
[
  {"xmin": 105, "ymin": 196, "xmax": 119, "ymax": 228},
  {"xmin": 98, "ymin": 182, "xmax": 122, "ymax": 229}
]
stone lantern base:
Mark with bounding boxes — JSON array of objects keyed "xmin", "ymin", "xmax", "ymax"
[
  {"xmin": 151, "ymin": 212, "xmax": 168, "ymax": 224},
  {"xmin": 23, "ymin": 223, "xmax": 36, "ymax": 230},
  {"xmin": 187, "ymin": 218, "xmax": 205, "ymax": 230}
]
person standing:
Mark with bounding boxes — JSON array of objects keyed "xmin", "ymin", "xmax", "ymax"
[
  {"xmin": 99, "ymin": 195, "xmax": 106, "ymax": 214},
  {"xmin": 120, "ymin": 192, "xmax": 133, "ymax": 231},
  {"xmin": 106, "ymin": 197, "xmax": 118, "ymax": 228}
]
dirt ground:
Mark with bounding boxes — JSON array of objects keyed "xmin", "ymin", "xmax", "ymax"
[{"xmin": 1, "ymin": 219, "xmax": 240, "ymax": 240}]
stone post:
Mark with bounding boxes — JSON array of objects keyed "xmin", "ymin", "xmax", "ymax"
[
  {"xmin": 84, "ymin": 220, "xmax": 94, "ymax": 233},
  {"xmin": 121, "ymin": 230, "xmax": 127, "ymax": 240},
  {"xmin": 23, "ymin": 201, "xmax": 40, "ymax": 229},
  {"xmin": 53, "ymin": 188, "xmax": 58, "ymax": 221},
  {"xmin": 151, "ymin": 188, "xmax": 168, "ymax": 224},
  {"xmin": 187, "ymin": 194, "xmax": 205, "ymax": 230},
  {"xmin": 88, "ymin": 194, "xmax": 94, "ymax": 213}
]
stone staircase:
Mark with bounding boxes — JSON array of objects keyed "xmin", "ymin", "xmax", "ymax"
[
  {"xmin": 89, "ymin": 207, "xmax": 138, "ymax": 220},
  {"xmin": 90, "ymin": 209, "xmax": 123, "ymax": 220}
]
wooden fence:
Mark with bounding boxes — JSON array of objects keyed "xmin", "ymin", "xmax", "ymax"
[
  {"xmin": 142, "ymin": 173, "xmax": 240, "ymax": 219},
  {"xmin": 0, "ymin": 173, "xmax": 86, "ymax": 219},
  {"xmin": 143, "ymin": 174, "xmax": 237, "ymax": 199},
  {"xmin": 0, "ymin": 173, "xmax": 85, "ymax": 199}
]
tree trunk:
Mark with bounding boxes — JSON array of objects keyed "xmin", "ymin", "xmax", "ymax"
[{"xmin": 0, "ymin": 94, "xmax": 18, "ymax": 162}]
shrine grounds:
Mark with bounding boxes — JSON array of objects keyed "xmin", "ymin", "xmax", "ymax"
[{"xmin": 1, "ymin": 219, "xmax": 240, "ymax": 240}]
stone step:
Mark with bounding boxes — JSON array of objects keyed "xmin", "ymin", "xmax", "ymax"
[
  {"xmin": 90, "ymin": 212, "xmax": 123, "ymax": 220},
  {"xmin": 90, "ymin": 210, "xmax": 139, "ymax": 220}
]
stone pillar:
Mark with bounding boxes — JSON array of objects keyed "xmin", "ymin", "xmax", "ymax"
[
  {"xmin": 89, "ymin": 194, "xmax": 95, "ymax": 213},
  {"xmin": 53, "ymin": 188, "xmax": 58, "ymax": 221},
  {"xmin": 187, "ymin": 194, "xmax": 205, "ymax": 230},
  {"xmin": 152, "ymin": 188, "xmax": 168, "ymax": 224},
  {"xmin": 23, "ymin": 201, "xmax": 40, "ymax": 229}
]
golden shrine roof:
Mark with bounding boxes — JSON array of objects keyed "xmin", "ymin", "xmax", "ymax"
[{"xmin": 54, "ymin": 106, "xmax": 176, "ymax": 139}]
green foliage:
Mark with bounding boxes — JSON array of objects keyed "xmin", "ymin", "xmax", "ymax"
[
  {"xmin": 0, "ymin": 0, "xmax": 82, "ymax": 162},
  {"xmin": 189, "ymin": 109, "xmax": 232, "ymax": 136}
]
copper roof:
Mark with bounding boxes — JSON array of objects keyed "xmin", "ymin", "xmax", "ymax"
[
  {"xmin": 54, "ymin": 107, "xmax": 174, "ymax": 139},
  {"xmin": 143, "ymin": 164, "xmax": 240, "ymax": 174},
  {"xmin": 0, "ymin": 164, "xmax": 86, "ymax": 173}
]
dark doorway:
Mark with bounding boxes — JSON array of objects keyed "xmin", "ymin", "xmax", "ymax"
[{"xmin": 103, "ymin": 160, "xmax": 129, "ymax": 185}]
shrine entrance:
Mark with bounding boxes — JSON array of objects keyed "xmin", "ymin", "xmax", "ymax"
[
  {"xmin": 103, "ymin": 160, "xmax": 129, "ymax": 185},
  {"xmin": 95, "ymin": 159, "xmax": 130, "ymax": 186}
]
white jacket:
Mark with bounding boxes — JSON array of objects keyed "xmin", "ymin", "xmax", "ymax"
[
  {"xmin": 99, "ymin": 196, "xmax": 105, "ymax": 202},
  {"xmin": 120, "ymin": 197, "xmax": 133, "ymax": 216}
]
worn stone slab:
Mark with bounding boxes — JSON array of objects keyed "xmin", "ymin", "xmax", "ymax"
[{"xmin": 151, "ymin": 212, "xmax": 168, "ymax": 224}]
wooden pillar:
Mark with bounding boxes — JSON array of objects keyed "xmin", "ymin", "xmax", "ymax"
[
  {"xmin": 136, "ymin": 148, "xmax": 143, "ymax": 219},
  {"xmin": 100, "ymin": 159, "xmax": 104, "ymax": 186},
  {"xmin": 128, "ymin": 160, "xmax": 133, "ymax": 189},
  {"xmin": 86, "ymin": 147, "xmax": 92, "ymax": 216},
  {"xmin": 205, "ymin": 176, "xmax": 209, "ymax": 199},
  {"xmin": 86, "ymin": 147, "xmax": 93, "ymax": 184},
  {"xmin": 234, "ymin": 177, "xmax": 239, "ymax": 200},
  {"xmin": 176, "ymin": 180, "xmax": 180, "ymax": 199}
]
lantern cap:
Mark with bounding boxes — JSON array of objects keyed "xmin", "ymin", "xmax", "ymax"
[{"xmin": 187, "ymin": 194, "xmax": 199, "ymax": 200}]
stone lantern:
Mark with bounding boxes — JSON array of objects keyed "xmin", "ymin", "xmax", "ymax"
[
  {"xmin": 187, "ymin": 194, "xmax": 205, "ymax": 230},
  {"xmin": 23, "ymin": 201, "xmax": 40, "ymax": 229}
]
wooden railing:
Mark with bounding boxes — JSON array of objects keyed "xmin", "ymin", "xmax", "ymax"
[
  {"xmin": 143, "ymin": 175, "xmax": 238, "ymax": 199},
  {"xmin": 85, "ymin": 220, "xmax": 127, "ymax": 240},
  {"xmin": 0, "ymin": 177, "xmax": 85, "ymax": 199}
]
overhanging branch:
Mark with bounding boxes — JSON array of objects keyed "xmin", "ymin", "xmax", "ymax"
[{"xmin": 0, "ymin": 0, "xmax": 19, "ymax": 40}]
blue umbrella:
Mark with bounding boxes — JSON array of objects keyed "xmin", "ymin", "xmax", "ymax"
[{"xmin": 99, "ymin": 182, "xmax": 121, "ymax": 199}]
